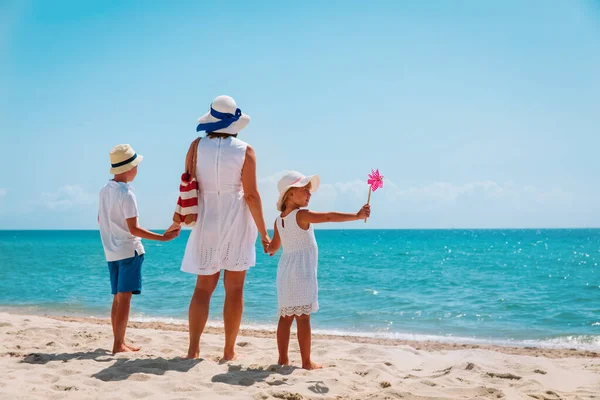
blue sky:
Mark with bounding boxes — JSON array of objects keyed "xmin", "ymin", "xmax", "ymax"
[{"xmin": 1, "ymin": 0, "xmax": 599, "ymax": 229}]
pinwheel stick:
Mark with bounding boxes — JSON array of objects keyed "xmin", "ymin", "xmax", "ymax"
[{"xmin": 365, "ymin": 186, "xmax": 371, "ymax": 223}]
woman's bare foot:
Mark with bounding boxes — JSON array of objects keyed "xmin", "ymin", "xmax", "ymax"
[
  {"xmin": 112, "ymin": 344, "xmax": 133, "ymax": 354},
  {"xmin": 184, "ymin": 351, "xmax": 200, "ymax": 359},
  {"xmin": 278, "ymin": 357, "xmax": 290, "ymax": 366},
  {"xmin": 302, "ymin": 361, "xmax": 323, "ymax": 370},
  {"xmin": 125, "ymin": 343, "xmax": 141, "ymax": 352},
  {"xmin": 222, "ymin": 351, "xmax": 237, "ymax": 361}
]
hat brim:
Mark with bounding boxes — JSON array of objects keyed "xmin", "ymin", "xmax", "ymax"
[
  {"xmin": 276, "ymin": 174, "xmax": 320, "ymax": 212},
  {"xmin": 110, "ymin": 155, "xmax": 143, "ymax": 175},
  {"xmin": 197, "ymin": 111, "xmax": 250, "ymax": 134}
]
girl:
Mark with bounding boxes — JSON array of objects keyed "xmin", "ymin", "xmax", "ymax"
[{"xmin": 267, "ymin": 171, "xmax": 370, "ymax": 370}]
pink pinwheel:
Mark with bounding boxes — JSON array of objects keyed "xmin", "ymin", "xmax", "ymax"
[
  {"xmin": 364, "ymin": 169, "xmax": 383, "ymax": 223},
  {"xmin": 367, "ymin": 169, "xmax": 384, "ymax": 192}
]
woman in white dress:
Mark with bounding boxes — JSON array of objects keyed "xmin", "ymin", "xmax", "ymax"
[{"xmin": 175, "ymin": 95, "xmax": 270, "ymax": 360}]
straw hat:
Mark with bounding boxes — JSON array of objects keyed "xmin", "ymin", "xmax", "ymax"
[
  {"xmin": 276, "ymin": 171, "xmax": 320, "ymax": 211},
  {"xmin": 109, "ymin": 144, "xmax": 143, "ymax": 174},
  {"xmin": 196, "ymin": 95, "xmax": 250, "ymax": 134}
]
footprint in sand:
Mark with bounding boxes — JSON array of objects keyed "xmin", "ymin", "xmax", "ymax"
[
  {"xmin": 486, "ymin": 372, "xmax": 522, "ymax": 380},
  {"xmin": 52, "ymin": 385, "xmax": 77, "ymax": 392}
]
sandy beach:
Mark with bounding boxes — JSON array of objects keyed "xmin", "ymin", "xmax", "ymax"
[{"xmin": 1, "ymin": 313, "xmax": 599, "ymax": 399}]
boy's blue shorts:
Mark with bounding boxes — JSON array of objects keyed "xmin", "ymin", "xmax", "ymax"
[{"xmin": 107, "ymin": 251, "xmax": 144, "ymax": 295}]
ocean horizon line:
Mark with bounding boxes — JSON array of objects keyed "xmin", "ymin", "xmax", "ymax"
[{"xmin": 2, "ymin": 227, "xmax": 599, "ymax": 232}]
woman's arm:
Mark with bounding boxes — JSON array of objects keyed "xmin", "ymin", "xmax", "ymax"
[
  {"xmin": 267, "ymin": 222, "xmax": 281, "ymax": 256},
  {"xmin": 241, "ymin": 145, "xmax": 270, "ymax": 251},
  {"xmin": 297, "ymin": 205, "xmax": 370, "ymax": 226}
]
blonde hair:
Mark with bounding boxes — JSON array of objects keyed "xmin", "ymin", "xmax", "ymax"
[{"xmin": 280, "ymin": 189, "xmax": 294, "ymax": 212}]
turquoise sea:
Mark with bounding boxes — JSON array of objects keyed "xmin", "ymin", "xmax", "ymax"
[{"xmin": 1, "ymin": 229, "xmax": 599, "ymax": 349}]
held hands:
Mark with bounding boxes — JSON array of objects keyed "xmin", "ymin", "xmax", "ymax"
[
  {"xmin": 261, "ymin": 234, "xmax": 271, "ymax": 254},
  {"xmin": 357, "ymin": 204, "xmax": 371, "ymax": 220},
  {"xmin": 162, "ymin": 223, "xmax": 181, "ymax": 241}
]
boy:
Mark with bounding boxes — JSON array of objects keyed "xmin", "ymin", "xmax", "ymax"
[{"xmin": 98, "ymin": 144, "xmax": 180, "ymax": 354}]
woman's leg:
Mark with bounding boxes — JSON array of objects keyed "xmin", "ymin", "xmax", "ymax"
[
  {"xmin": 277, "ymin": 315, "xmax": 295, "ymax": 365},
  {"xmin": 186, "ymin": 272, "xmax": 220, "ymax": 359},
  {"xmin": 222, "ymin": 270, "xmax": 246, "ymax": 360},
  {"xmin": 296, "ymin": 314, "xmax": 322, "ymax": 370}
]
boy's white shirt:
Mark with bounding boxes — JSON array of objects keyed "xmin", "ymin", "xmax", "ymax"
[{"xmin": 98, "ymin": 180, "xmax": 145, "ymax": 262}]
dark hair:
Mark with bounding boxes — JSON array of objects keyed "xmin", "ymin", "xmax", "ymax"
[{"xmin": 206, "ymin": 132, "xmax": 238, "ymax": 139}]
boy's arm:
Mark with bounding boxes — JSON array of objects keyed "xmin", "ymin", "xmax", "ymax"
[
  {"xmin": 126, "ymin": 217, "xmax": 180, "ymax": 241},
  {"xmin": 298, "ymin": 205, "xmax": 370, "ymax": 225},
  {"xmin": 267, "ymin": 222, "xmax": 281, "ymax": 256}
]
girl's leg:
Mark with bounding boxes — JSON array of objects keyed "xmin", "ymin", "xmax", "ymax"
[
  {"xmin": 186, "ymin": 272, "xmax": 220, "ymax": 359},
  {"xmin": 276, "ymin": 315, "xmax": 295, "ymax": 365},
  {"xmin": 223, "ymin": 270, "xmax": 247, "ymax": 360},
  {"xmin": 296, "ymin": 314, "xmax": 322, "ymax": 370}
]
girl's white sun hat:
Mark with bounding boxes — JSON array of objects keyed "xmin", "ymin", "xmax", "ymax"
[
  {"xmin": 196, "ymin": 95, "xmax": 250, "ymax": 134},
  {"xmin": 276, "ymin": 171, "xmax": 320, "ymax": 211},
  {"xmin": 109, "ymin": 144, "xmax": 143, "ymax": 174}
]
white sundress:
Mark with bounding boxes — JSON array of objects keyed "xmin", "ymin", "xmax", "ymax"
[
  {"xmin": 181, "ymin": 137, "xmax": 258, "ymax": 275},
  {"xmin": 276, "ymin": 209, "xmax": 319, "ymax": 317}
]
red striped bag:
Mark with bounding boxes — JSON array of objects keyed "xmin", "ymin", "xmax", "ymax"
[{"xmin": 173, "ymin": 137, "xmax": 200, "ymax": 226}]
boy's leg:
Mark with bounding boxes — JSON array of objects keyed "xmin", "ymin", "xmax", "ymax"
[
  {"xmin": 113, "ymin": 252, "xmax": 143, "ymax": 353},
  {"xmin": 111, "ymin": 295, "xmax": 117, "ymax": 337},
  {"xmin": 222, "ymin": 270, "xmax": 246, "ymax": 361},
  {"xmin": 296, "ymin": 314, "xmax": 322, "ymax": 370},
  {"xmin": 276, "ymin": 315, "xmax": 295, "ymax": 365},
  {"xmin": 186, "ymin": 272, "xmax": 220, "ymax": 359},
  {"xmin": 112, "ymin": 292, "xmax": 133, "ymax": 354}
]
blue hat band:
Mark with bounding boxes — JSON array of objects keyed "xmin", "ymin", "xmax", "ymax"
[{"xmin": 196, "ymin": 106, "xmax": 242, "ymax": 132}]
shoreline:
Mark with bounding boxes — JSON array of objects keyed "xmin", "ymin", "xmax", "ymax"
[
  {"xmin": 49, "ymin": 315, "xmax": 600, "ymax": 359},
  {"xmin": 3, "ymin": 305, "xmax": 599, "ymax": 356}
]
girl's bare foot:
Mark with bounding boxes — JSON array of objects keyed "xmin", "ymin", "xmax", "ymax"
[
  {"xmin": 222, "ymin": 351, "xmax": 237, "ymax": 361},
  {"xmin": 125, "ymin": 343, "xmax": 141, "ymax": 352},
  {"xmin": 302, "ymin": 361, "xmax": 323, "ymax": 370},
  {"xmin": 278, "ymin": 357, "xmax": 290, "ymax": 366},
  {"xmin": 112, "ymin": 344, "xmax": 133, "ymax": 354}
]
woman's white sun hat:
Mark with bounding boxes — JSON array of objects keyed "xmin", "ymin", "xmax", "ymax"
[
  {"xmin": 109, "ymin": 144, "xmax": 143, "ymax": 174},
  {"xmin": 196, "ymin": 95, "xmax": 251, "ymax": 134},
  {"xmin": 276, "ymin": 171, "xmax": 320, "ymax": 211}
]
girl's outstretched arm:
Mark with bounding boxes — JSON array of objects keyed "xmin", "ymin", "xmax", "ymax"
[
  {"xmin": 267, "ymin": 222, "xmax": 281, "ymax": 256},
  {"xmin": 298, "ymin": 204, "xmax": 370, "ymax": 226}
]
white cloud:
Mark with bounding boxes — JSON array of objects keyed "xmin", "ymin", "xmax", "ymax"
[
  {"xmin": 257, "ymin": 174, "xmax": 594, "ymax": 228},
  {"xmin": 42, "ymin": 185, "xmax": 96, "ymax": 210}
]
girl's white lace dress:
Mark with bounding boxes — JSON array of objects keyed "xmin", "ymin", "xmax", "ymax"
[{"xmin": 275, "ymin": 209, "xmax": 319, "ymax": 316}]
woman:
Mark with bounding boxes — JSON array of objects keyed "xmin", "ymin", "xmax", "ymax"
[{"xmin": 175, "ymin": 95, "xmax": 270, "ymax": 360}]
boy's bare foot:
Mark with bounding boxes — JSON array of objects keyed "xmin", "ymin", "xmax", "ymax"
[
  {"xmin": 112, "ymin": 344, "xmax": 133, "ymax": 354},
  {"xmin": 277, "ymin": 357, "xmax": 290, "ymax": 366},
  {"xmin": 302, "ymin": 361, "xmax": 323, "ymax": 370},
  {"xmin": 125, "ymin": 343, "xmax": 141, "ymax": 352}
]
